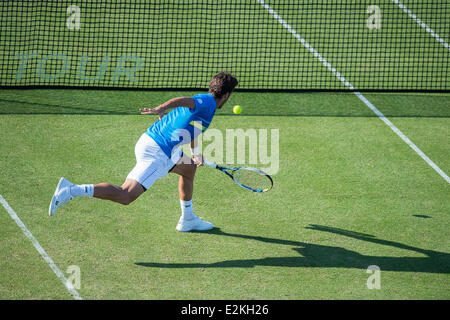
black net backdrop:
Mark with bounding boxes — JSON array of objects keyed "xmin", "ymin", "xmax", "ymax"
[{"xmin": 0, "ymin": 0, "xmax": 449, "ymax": 91}]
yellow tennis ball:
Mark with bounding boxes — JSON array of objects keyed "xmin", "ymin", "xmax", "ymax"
[{"xmin": 233, "ymin": 105, "xmax": 242, "ymax": 114}]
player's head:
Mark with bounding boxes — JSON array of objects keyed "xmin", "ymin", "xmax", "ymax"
[{"xmin": 208, "ymin": 72, "xmax": 238, "ymax": 108}]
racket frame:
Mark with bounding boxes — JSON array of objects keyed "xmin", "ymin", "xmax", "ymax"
[{"xmin": 203, "ymin": 160, "xmax": 273, "ymax": 192}]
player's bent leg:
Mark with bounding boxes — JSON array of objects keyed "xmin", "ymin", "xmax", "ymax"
[
  {"xmin": 170, "ymin": 154, "xmax": 197, "ymax": 201},
  {"xmin": 170, "ymin": 154, "xmax": 213, "ymax": 232},
  {"xmin": 93, "ymin": 179, "xmax": 144, "ymax": 205}
]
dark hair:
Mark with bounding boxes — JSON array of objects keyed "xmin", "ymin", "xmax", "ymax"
[{"xmin": 208, "ymin": 72, "xmax": 238, "ymax": 98}]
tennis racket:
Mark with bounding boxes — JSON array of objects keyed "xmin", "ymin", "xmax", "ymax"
[{"xmin": 203, "ymin": 160, "xmax": 273, "ymax": 193}]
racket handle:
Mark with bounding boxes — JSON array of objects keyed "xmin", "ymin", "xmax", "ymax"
[{"xmin": 203, "ymin": 160, "xmax": 217, "ymax": 169}]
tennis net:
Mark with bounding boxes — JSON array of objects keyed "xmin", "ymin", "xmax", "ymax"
[{"xmin": 0, "ymin": 0, "xmax": 449, "ymax": 91}]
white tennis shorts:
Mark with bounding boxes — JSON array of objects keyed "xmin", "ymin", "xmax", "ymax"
[{"xmin": 126, "ymin": 133, "xmax": 182, "ymax": 190}]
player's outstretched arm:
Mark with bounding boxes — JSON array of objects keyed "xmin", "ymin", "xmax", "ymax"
[
  {"xmin": 190, "ymin": 136, "xmax": 204, "ymax": 167},
  {"xmin": 140, "ymin": 97, "xmax": 195, "ymax": 120}
]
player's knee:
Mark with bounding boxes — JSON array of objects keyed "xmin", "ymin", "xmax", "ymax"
[
  {"xmin": 121, "ymin": 196, "xmax": 134, "ymax": 205},
  {"xmin": 186, "ymin": 163, "xmax": 197, "ymax": 180},
  {"xmin": 120, "ymin": 191, "xmax": 136, "ymax": 205},
  {"xmin": 121, "ymin": 198, "xmax": 132, "ymax": 205}
]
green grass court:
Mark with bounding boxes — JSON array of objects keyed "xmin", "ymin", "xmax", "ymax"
[
  {"xmin": 0, "ymin": 0, "xmax": 449, "ymax": 300},
  {"xmin": 0, "ymin": 90, "xmax": 449, "ymax": 299}
]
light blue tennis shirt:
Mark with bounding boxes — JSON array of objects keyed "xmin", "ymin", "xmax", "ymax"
[{"xmin": 146, "ymin": 93, "xmax": 216, "ymax": 158}]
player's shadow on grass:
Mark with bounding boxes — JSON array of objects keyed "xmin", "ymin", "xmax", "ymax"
[{"xmin": 135, "ymin": 225, "xmax": 450, "ymax": 274}]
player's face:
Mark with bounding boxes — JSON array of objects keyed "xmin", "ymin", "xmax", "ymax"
[{"xmin": 217, "ymin": 92, "xmax": 231, "ymax": 109}]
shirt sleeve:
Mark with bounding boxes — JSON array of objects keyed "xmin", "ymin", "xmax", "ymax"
[{"xmin": 192, "ymin": 94, "xmax": 208, "ymax": 113}]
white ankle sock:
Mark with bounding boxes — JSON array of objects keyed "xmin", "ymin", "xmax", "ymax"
[
  {"xmin": 70, "ymin": 184, "xmax": 94, "ymax": 197},
  {"xmin": 180, "ymin": 199, "xmax": 195, "ymax": 220}
]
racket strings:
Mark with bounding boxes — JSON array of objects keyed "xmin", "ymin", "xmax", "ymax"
[{"xmin": 232, "ymin": 168, "xmax": 272, "ymax": 191}]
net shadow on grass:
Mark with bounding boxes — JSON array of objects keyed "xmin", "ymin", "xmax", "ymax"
[
  {"xmin": 135, "ymin": 225, "xmax": 450, "ymax": 274},
  {"xmin": 1, "ymin": 96, "xmax": 449, "ymax": 118},
  {"xmin": 0, "ymin": 98, "xmax": 130, "ymax": 115}
]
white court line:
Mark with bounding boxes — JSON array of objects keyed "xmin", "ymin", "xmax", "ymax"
[
  {"xmin": 0, "ymin": 194, "xmax": 83, "ymax": 300},
  {"xmin": 392, "ymin": 0, "xmax": 450, "ymax": 51},
  {"xmin": 257, "ymin": 0, "xmax": 450, "ymax": 184}
]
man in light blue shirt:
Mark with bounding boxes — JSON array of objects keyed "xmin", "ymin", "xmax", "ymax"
[
  {"xmin": 146, "ymin": 92, "xmax": 217, "ymax": 160},
  {"xmin": 49, "ymin": 72, "xmax": 238, "ymax": 232}
]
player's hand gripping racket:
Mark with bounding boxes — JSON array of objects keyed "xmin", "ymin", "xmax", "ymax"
[{"xmin": 203, "ymin": 160, "xmax": 273, "ymax": 193}]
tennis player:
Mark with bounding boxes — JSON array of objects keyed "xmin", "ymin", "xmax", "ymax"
[{"xmin": 49, "ymin": 72, "xmax": 238, "ymax": 232}]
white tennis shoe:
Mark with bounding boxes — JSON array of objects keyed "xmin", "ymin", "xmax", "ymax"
[
  {"xmin": 49, "ymin": 177, "xmax": 74, "ymax": 216},
  {"xmin": 176, "ymin": 216, "xmax": 214, "ymax": 232}
]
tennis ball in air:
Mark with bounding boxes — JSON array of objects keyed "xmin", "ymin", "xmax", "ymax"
[{"xmin": 233, "ymin": 105, "xmax": 242, "ymax": 114}]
